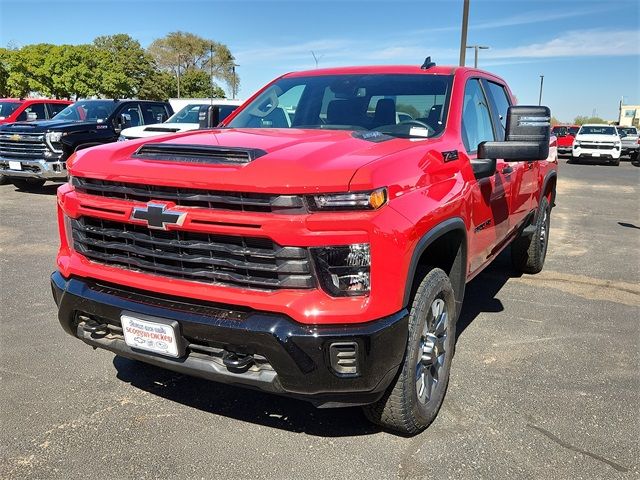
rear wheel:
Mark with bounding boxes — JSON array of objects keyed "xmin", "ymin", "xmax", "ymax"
[
  {"xmin": 511, "ymin": 196, "xmax": 551, "ymax": 274},
  {"xmin": 363, "ymin": 268, "xmax": 456, "ymax": 435},
  {"xmin": 9, "ymin": 178, "xmax": 46, "ymax": 191}
]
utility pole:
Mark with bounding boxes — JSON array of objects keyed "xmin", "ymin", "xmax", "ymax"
[
  {"xmin": 466, "ymin": 45, "xmax": 489, "ymax": 68},
  {"xmin": 176, "ymin": 54, "xmax": 182, "ymax": 99},
  {"xmin": 210, "ymin": 44, "xmax": 214, "ymax": 104},
  {"xmin": 311, "ymin": 51, "xmax": 323, "ymax": 68},
  {"xmin": 538, "ymin": 75, "xmax": 544, "ymax": 106},
  {"xmin": 231, "ymin": 63, "xmax": 239, "ymax": 99},
  {"xmin": 459, "ymin": 0, "xmax": 470, "ymax": 66}
]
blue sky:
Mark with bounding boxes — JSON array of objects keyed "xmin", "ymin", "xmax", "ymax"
[{"xmin": 1, "ymin": 0, "xmax": 638, "ymax": 122}]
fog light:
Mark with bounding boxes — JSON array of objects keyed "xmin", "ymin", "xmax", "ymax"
[{"xmin": 311, "ymin": 244, "xmax": 370, "ymax": 296}]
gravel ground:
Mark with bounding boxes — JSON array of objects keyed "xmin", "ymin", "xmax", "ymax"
[{"xmin": 1, "ymin": 158, "xmax": 638, "ymax": 479}]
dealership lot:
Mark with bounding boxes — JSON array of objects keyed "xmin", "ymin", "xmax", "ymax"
[{"xmin": 0, "ymin": 160, "xmax": 638, "ymax": 479}]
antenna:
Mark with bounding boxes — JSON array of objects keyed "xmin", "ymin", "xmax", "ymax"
[{"xmin": 421, "ymin": 57, "xmax": 436, "ymax": 70}]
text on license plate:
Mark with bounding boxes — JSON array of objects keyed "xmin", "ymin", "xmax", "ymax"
[{"xmin": 121, "ymin": 315, "xmax": 180, "ymax": 357}]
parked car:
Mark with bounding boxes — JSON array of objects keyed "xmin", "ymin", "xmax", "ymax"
[
  {"xmin": 0, "ymin": 99, "xmax": 173, "ymax": 190},
  {"xmin": 551, "ymin": 124, "xmax": 578, "ymax": 156},
  {"xmin": 0, "ymin": 98, "xmax": 72, "ymax": 184},
  {"xmin": 0, "ymin": 98, "xmax": 72, "ymax": 125},
  {"xmin": 571, "ymin": 124, "xmax": 622, "ymax": 166},
  {"xmin": 119, "ymin": 100, "xmax": 242, "ymax": 140},
  {"xmin": 52, "ymin": 61, "xmax": 557, "ymax": 435},
  {"xmin": 618, "ymin": 126, "xmax": 639, "ymax": 161}
]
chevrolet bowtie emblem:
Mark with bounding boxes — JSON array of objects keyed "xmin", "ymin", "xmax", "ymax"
[
  {"xmin": 131, "ymin": 203, "xmax": 187, "ymax": 230},
  {"xmin": 10, "ymin": 134, "xmax": 21, "ymax": 141}
]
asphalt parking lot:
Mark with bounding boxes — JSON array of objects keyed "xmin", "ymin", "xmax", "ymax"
[{"xmin": 1, "ymin": 158, "xmax": 638, "ymax": 480}]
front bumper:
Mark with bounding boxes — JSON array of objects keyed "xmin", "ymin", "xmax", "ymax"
[
  {"xmin": 51, "ymin": 272, "xmax": 409, "ymax": 407},
  {"xmin": 0, "ymin": 158, "xmax": 68, "ymax": 180},
  {"xmin": 572, "ymin": 147, "xmax": 621, "ymax": 160}
]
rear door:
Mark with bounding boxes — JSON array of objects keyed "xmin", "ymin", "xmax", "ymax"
[{"xmin": 483, "ymin": 79, "xmax": 538, "ymax": 228}]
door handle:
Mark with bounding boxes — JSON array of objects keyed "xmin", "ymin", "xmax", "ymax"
[{"xmin": 501, "ymin": 166, "xmax": 513, "ymax": 175}]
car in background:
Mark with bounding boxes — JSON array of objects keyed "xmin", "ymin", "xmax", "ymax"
[
  {"xmin": 571, "ymin": 124, "xmax": 622, "ymax": 166},
  {"xmin": 0, "ymin": 99, "xmax": 173, "ymax": 190},
  {"xmin": 618, "ymin": 126, "xmax": 639, "ymax": 161},
  {"xmin": 551, "ymin": 124, "xmax": 579, "ymax": 156},
  {"xmin": 0, "ymin": 98, "xmax": 72, "ymax": 125},
  {"xmin": 0, "ymin": 98, "xmax": 73, "ymax": 184},
  {"xmin": 118, "ymin": 100, "xmax": 242, "ymax": 140}
]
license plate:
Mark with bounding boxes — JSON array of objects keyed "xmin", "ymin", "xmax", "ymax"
[
  {"xmin": 121, "ymin": 314, "xmax": 181, "ymax": 357},
  {"xmin": 8, "ymin": 161, "xmax": 22, "ymax": 170}
]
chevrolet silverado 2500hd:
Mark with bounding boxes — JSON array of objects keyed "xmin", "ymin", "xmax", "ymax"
[{"xmin": 51, "ymin": 62, "xmax": 557, "ymax": 434}]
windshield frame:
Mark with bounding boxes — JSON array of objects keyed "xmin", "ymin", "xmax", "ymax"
[{"xmin": 224, "ymin": 73, "xmax": 454, "ymax": 139}]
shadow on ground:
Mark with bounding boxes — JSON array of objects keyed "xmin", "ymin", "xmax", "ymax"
[
  {"xmin": 113, "ymin": 250, "xmax": 517, "ymax": 436},
  {"xmin": 4, "ymin": 183, "xmax": 63, "ymax": 196}
]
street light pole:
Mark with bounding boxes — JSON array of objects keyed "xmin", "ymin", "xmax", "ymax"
[
  {"xmin": 538, "ymin": 75, "xmax": 544, "ymax": 106},
  {"xmin": 176, "ymin": 55, "xmax": 182, "ymax": 99},
  {"xmin": 231, "ymin": 63, "xmax": 239, "ymax": 99},
  {"xmin": 459, "ymin": 0, "xmax": 470, "ymax": 66},
  {"xmin": 466, "ymin": 45, "xmax": 489, "ymax": 68}
]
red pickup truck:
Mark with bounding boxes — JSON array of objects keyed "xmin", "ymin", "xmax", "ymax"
[
  {"xmin": 51, "ymin": 62, "xmax": 557, "ymax": 434},
  {"xmin": 552, "ymin": 124, "xmax": 579, "ymax": 155}
]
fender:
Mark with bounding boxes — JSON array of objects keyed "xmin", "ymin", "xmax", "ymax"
[
  {"xmin": 402, "ymin": 217, "xmax": 467, "ymax": 311},
  {"xmin": 541, "ymin": 170, "xmax": 558, "ymax": 208}
]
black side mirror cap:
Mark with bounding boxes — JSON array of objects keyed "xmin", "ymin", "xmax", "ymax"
[
  {"xmin": 478, "ymin": 105, "xmax": 551, "ymax": 161},
  {"xmin": 198, "ymin": 105, "xmax": 220, "ymax": 129}
]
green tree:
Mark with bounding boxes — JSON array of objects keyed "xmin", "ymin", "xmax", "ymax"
[
  {"xmin": 0, "ymin": 48, "xmax": 11, "ymax": 97},
  {"xmin": 574, "ymin": 115, "xmax": 607, "ymax": 125},
  {"xmin": 148, "ymin": 31, "xmax": 236, "ymax": 97}
]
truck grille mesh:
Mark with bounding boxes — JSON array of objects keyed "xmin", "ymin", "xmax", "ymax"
[
  {"xmin": 72, "ymin": 177, "xmax": 304, "ymax": 213},
  {"xmin": 71, "ymin": 217, "xmax": 314, "ymax": 290},
  {"xmin": 0, "ymin": 132, "xmax": 48, "ymax": 161}
]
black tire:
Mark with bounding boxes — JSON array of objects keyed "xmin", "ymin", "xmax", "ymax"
[
  {"xmin": 611, "ymin": 158, "xmax": 620, "ymax": 166},
  {"xmin": 9, "ymin": 178, "xmax": 46, "ymax": 191},
  {"xmin": 363, "ymin": 268, "xmax": 456, "ymax": 435},
  {"xmin": 511, "ymin": 196, "xmax": 551, "ymax": 274},
  {"xmin": 631, "ymin": 152, "xmax": 639, "ymax": 162},
  {"xmin": 0, "ymin": 174, "xmax": 8, "ymax": 185}
]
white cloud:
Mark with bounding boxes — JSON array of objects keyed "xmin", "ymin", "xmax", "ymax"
[{"xmin": 488, "ymin": 29, "xmax": 640, "ymax": 59}]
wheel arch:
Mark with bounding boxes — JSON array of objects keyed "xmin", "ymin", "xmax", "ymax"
[
  {"xmin": 542, "ymin": 170, "xmax": 557, "ymax": 208},
  {"xmin": 403, "ymin": 217, "xmax": 467, "ymax": 317}
]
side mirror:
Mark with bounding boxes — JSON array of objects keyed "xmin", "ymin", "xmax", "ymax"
[
  {"xmin": 478, "ymin": 105, "xmax": 551, "ymax": 162},
  {"xmin": 26, "ymin": 112, "xmax": 38, "ymax": 121},
  {"xmin": 198, "ymin": 105, "xmax": 220, "ymax": 129}
]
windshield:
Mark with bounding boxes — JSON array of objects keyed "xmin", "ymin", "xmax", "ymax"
[
  {"xmin": 619, "ymin": 127, "xmax": 638, "ymax": 135},
  {"xmin": 568, "ymin": 126, "xmax": 579, "ymax": 136},
  {"xmin": 0, "ymin": 101, "xmax": 21, "ymax": 118},
  {"xmin": 579, "ymin": 126, "xmax": 617, "ymax": 136},
  {"xmin": 167, "ymin": 104, "xmax": 239, "ymax": 124},
  {"xmin": 226, "ymin": 74, "xmax": 453, "ymax": 138},
  {"xmin": 52, "ymin": 100, "xmax": 117, "ymax": 122},
  {"xmin": 552, "ymin": 126, "xmax": 567, "ymax": 135}
]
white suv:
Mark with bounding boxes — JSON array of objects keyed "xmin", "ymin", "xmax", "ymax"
[{"xmin": 571, "ymin": 124, "xmax": 622, "ymax": 166}]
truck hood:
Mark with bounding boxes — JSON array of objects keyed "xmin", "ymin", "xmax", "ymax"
[
  {"xmin": 121, "ymin": 123, "xmax": 199, "ymax": 139},
  {"xmin": 0, "ymin": 119, "xmax": 107, "ymax": 133},
  {"xmin": 71, "ymin": 128, "xmax": 423, "ymax": 193}
]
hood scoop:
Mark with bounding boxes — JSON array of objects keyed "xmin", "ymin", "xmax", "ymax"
[{"xmin": 133, "ymin": 143, "xmax": 268, "ymax": 165}]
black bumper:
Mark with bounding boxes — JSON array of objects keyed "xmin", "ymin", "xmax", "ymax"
[{"xmin": 51, "ymin": 272, "xmax": 408, "ymax": 407}]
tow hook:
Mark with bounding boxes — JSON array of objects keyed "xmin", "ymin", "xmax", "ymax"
[
  {"xmin": 222, "ymin": 351, "xmax": 254, "ymax": 373},
  {"xmin": 81, "ymin": 317, "xmax": 108, "ymax": 338}
]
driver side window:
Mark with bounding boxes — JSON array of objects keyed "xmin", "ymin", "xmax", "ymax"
[{"xmin": 461, "ymin": 79, "xmax": 495, "ymax": 153}]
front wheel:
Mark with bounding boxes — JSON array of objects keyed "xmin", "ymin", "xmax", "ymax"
[
  {"xmin": 0, "ymin": 174, "xmax": 8, "ymax": 185},
  {"xmin": 363, "ymin": 268, "xmax": 456, "ymax": 435},
  {"xmin": 511, "ymin": 196, "xmax": 551, "ymax": 274},
  {"xmin": 9, "ymin": 178, "xmax": 46, "ymax": 191}
]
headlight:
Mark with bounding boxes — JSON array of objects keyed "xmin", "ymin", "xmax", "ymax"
[
  {"xmin": 308, "ymin": 188, "xmax": 387, "ymax": 211},
  {"xmin": 45, "ymin": 131, "xmax": 65, "ymax": 153},
  {"xmin": 311, "ymin": 243, "xmax": 370, "ymax": 296}
]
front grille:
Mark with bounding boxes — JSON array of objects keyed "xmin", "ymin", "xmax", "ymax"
[
  {"xmin": 580, "ymin": 143, "xmax": 615, "ymax": 150},
  {"xmin": 71, "ymin": 216, "xmax": 314, "ymax": 290},
  {"xmin": 0, "ymin": 132, "xmax": 48, "ymax": 160},
  {"xmin": 72, "ymin": 177, "xmax": 305, "ymax": 213}
]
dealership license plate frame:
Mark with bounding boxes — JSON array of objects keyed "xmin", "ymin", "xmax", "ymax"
[
  {"xmin": 121, "ymin": 312, "xmax": 184, "ymax": 358},
  {"xmin": 8, "ymin": 161, "xmax": 22, "ymax": 170}
]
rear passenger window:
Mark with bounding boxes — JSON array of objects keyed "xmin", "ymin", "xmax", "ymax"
[
  {"xmin": 461, "ymin": 79, "xmax": 495, "ymax": 153},
  {"xmin": 485, "ymin": 81, "xmax": 511, "ymax": 141},
  {"xmin": 18, "ymin": 103, "xmax": 46, "ymax": 121},
  {"xmin": 143, "ymin": 105, "xmax": 170, "ymax": 124},
  {"xmin": 48, "ymin": 103, "xmax": 68, "ymax": 118}
]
